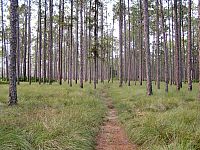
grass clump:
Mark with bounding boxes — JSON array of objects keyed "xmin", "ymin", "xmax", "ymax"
[
  {"xmin": 103, "ymin": 81, "xmax": 200, "ymax": 150},
  {"xmin": 0, "ymin": 82, "xmax": 106, "ymax": 150}
]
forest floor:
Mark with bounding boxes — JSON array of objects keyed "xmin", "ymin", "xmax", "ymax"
[
  {"xmin": 96, "ymin": 89, "xmax": 136, "ymax": 150},
  {"xmin": 1, "ymin": 81, "xmax": 200, "ymax": 150},
  {"xmin": 0, "ymin": 82, "xmax": 106, "ymax": 150},
  {"xmin": 104, "ymin": 82, "xmax": 200, "ymax": 150}
]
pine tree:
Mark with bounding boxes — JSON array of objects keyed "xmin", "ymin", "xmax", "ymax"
[
  {"xmin": 9, "ymin": 0, "xmax": 18, "ymax": 105},
  {"xmin": 143, "ymin": 0, "xmax": 152, "ymax": 95}
]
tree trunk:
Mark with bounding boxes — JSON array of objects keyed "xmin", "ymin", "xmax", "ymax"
[
  {"xmin": 28, "ymin": 0, "xmax": 31, "ymax": 85},
  {"xmin": 84, "ymin": 3, "xmax": 88, "ymax": 82},
  {"xmin": 143, "ymin": 0, "xmax": 153, "ymax": 95},
  {"xmin": 75, "ymin": 0, "xmax": 79, "ymax": 84},
  {"xmin": 23, "ymin": 4, "xmax": 27, "ymax": 81},
  {"xmin": 128, "ymin": 0, "xmax": 131, "ymax": 86},
  {"xmin": 188, "ymin": 0, "xmax": 192, "ymax": 91},
  {"xmin": 174, "ymin": 0, "xmax": 180, "ymax": 90},
  {"xmin": 123, "ymin": 0, "xmax": 127, "ymax": 83},
  {"xmin": 49, "ymin": 0, "xmax": 53, "ymax": 84},
  {"xmin": 38, "ymin": 0, "xmax": 42, "ymax": 84},
  {"xmin": 111, "ymin": 16, "xmax": 114, "ymax": 83},
  {"xmin": 160, "ymin": 0, "xmax": 169, "ymax": 92},
  {"xmin": 16, "ymin": 0, "xmax": 20, "ymax": 85},
  {"xmin": 139, "ymin": 0, "xmax": 143, "ymax": 86},
  {"xmin": 156, "ymin": 0, "xmax": 160, "ymax": 89},
  {"xmin": 43, "ymin": 0, "xmax": 47, "ymax": 83},
  {"xmin": 178, "ymin": 0, "xmax": 183, "ymax": 88},
  {"xmin": 198, "ymin": 0, "xmax": 200, "ymax": 100},
  {"xmin": 100, "ymin": 4, "xmax": 104, "ymax": 83},
  {"xmin": 70, "ymin": 0, "xmax": 73, "ymax": 87},
  {"xmin": 9, "ymin": 0, "xmax": 18, "ymax": 105},
  {"xmin": 80, "ymin": 0, "xmax": 84, "ymax": 88},
  {"xmin": 1, "ymin": 0, "xmax": 4, "ymax": 80},
  {"xmin": 119, "ymin": 0, "xmax": 123, "ymax": 87},
  {"xmin": 94, "ymin": 0, "xmax": 98, "ymax": 89},
  {"xmin": 168, "ymin": 0, "xmax": 173, "ymax": 85}
]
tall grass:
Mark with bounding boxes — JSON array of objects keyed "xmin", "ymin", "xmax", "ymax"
[
  {"xmin": 103, "ymin": 82, "xmax": 200, "ymax": 150},
  {"xmin": 0, "ymin": 82, "xmax": 106, "ymax": 150}
]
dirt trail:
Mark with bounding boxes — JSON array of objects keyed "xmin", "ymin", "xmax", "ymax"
[{"xmin": 96, "ymin": 91, "xmax": 136, "ymax": 150}]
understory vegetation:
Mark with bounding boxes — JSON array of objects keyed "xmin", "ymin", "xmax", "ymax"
[
  {"xmin": 0, "ymin": 83, "xmax": 106, "ymax": 150},
  {"xmin": 103, "ymin": 82, "xmax": 200, "ymax": 150},
  {"xmin": 1, "ymin": 82, "xmax": 200, "ymax": 149}
]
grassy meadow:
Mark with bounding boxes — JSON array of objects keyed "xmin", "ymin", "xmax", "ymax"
[
  {"xmin": 0, "ymin": 82, "xmax": 106, "ymax": 150},
  {"xmin": 1, "ymin": 81, "xmax": 200, "ymax": 149},
  {"xmin": 103, "ymin": 82, "xmax": 200, "ymax": 150}
]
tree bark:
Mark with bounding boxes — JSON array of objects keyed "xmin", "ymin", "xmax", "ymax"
[
  {"xmin": 160, "ymin": 0, "xmax": 169, "ymax": 92},
  {"xmin": 49, "ymin": 0, "xmax": 53, "ymax": 84},
  {"xmin": 198, "ymin": 0, "xmax": 200, "ymax": 100},
  {"xmin": 188, "ymin": 0, "xmax": 192, "ymax": 91},
  {"xmin": 128, "ymin": 0, "xmax": 131, "ymax": 86},
  {"xmin": 119, "ymin": 0, "xmax": 123, "ymax": 87},
  {"xmin": 43, "ymin": 0, "xmax": 47, "ymax": 83},
  {"xmin": 38, "ymin": 0, "xmax": 42, "ymax": 84},
  {"xmin": 174, "ymin": 0, "xmax": 180, "ymax": 90},
  {"xmin": 75, "ymin": 0, "xmax": 79, "ymax": 84},
  {"xmin": 70, "ymin": 0, "xmax": 73, "ymax": 87},
  {"xmin": 9, "ymin": 0, "xmax": 18, "ymax": 105},
  {"xmin": 139, "ymin": 0, "xmax": 143, "ymax": 86},
  {"xmin": 156, "ymin": 0, "xmax": 160, "ymax": 89},
  {"xmin": 80, "ymin": 0, "xmax": 84, "ymax": 88},
  {"xmin": 143, "ymin": 0, "xmax": 153, "ymax": 95},
  {"xmin": 23, "ymin": 4, "xmax": 27, "ymax": 81},
  {"xmin": 28, "ymin": 0, "xmax": 31, "ymax": 85},
  {"xmin": 1, "ymin": 0, "xmax": 4, "ymax": 80}
]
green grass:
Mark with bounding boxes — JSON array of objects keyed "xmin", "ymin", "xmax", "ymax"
[
  {"xmin": 102, "ymin": 81, "xmax": 200, "ymax": 150},
  {"xmin": 0, "ymin": 82, "xmax": 106, "ymax": 150},
  {"xmin": 2, "ymin": 81, "xmax": 200, "ymax": 150}
]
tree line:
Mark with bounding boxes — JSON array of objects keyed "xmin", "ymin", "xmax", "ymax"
[{"xmin": 3, "ymin": 0, "xmax": 200, "ymax": 105}]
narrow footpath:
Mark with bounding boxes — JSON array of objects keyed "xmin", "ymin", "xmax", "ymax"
[{"xmin": 96, "ymin": 90, "xmax": 137, "ymax": 150}]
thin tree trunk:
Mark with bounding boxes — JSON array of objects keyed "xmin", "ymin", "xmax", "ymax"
[
  {"xmin": 178, "ymin": 0, "xmax": 182, "ymax": 88},
  {"xmin": 174, "ymin": 0, "xmax": 180, "ymax": 90},
  {"xmin": 100, "ymin": 4, "xmax": 104, "ymax": 83},
  {"xmin": 128, "ymin": 0, "xmax": 131, "ymax": 86},
  {"xmin": 23, "ymin": 4, "xmax": 27, "ymax": 81},
  {"xmin": 119, "ymin": 0, "xmax": 123, "ymax": 87},
  {"xmin": 4, "ymin": 27, "xmax": 8, "ymax": 81},
  {"xmin": 160, "ymin": 0, "xmax": 169, "ymax": 92},
  {"xmin": 94, "ymin": 0, "xmax": 98, "ymax": 89},
  {"xmin": 38, "ymin": 0, "xmax": 42, "ymax": 84},
  {"xmin": 172, "ymin": 0, "xmax": 175, "ymax": 84},
  {"xmin": 1, "ymin": 0, "xmax": 4, "ymax": 80},
  {"xmin": 89, "ymin": 0, "xmax": 92, "ymax": 84},
  {"xmin": 75, "ymin": 0, "xmax": 79, "ymax": 84},
  {"xmin": 156, "ymin": 0, "xmax": 160, "ymax": 89},
  {"xmin": 124, "ymin": 0, "xmax": 127, "ymax": 83},
  {"xmin": 70, "ymin": 0, "xmax": 73, "ymax": 87},
  {"xmin": 28, "ymin": 0, "xmax": 31, "ymax": 84},
  {"xmin": 198, "ymin": 0, "xmax": 200, "ymax": 100},
  {"xmin": 43, "ymin": 0, "xmax": 47, "ymax": 83},
  {"xmin": 111, "ymin": 15, "xmax": 114, "ymax": 83},
  {"xmin": 16, "ymin": 0, "xmax": 20, "ymax": 84},
  {"xmin": 188, "ymin": 0, "xmax": 192, "ymax": 91},
  {"xmin": 139, "ymin": 0, "xmax": 143, "ymax": 86},
  {"xmin": 49, "ymin": 0, "xmax": 53, "ymax": 84},
  {"xmin": 80, "ymin": 0, "xmax": 83, "ymax": 88},
  {"xmin": 84, "ymin": 3, "xmax": 88, "ymax": 82},
  {"xmin": 168, "ymin": 0, "xmax": 173, "ymax": 85}
]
